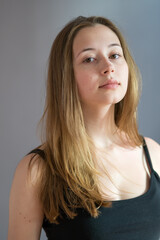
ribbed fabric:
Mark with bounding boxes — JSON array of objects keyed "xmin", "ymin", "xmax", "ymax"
[{"xmin": 29, "ymin": 138, "xmax": 160, "ymax": 240}]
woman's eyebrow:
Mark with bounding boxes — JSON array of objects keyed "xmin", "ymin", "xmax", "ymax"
[
  {"xmin": 76, "ymin": 48, "xmax": 95, "ymax": 58},
  {"xmin": 108, "ymin": 43, "xmax": 121, "ymax": 48},
  {"xmin": 75, "ymin": 43, "xmax": 121, "ymax": 58}
]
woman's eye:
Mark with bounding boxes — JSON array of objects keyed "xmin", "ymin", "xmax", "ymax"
[
  {"xmin": 83, "ymin": 57, "xmax": 95, "ymax": 63},
  {"xmin": 110, "ymin": 54, "xmax": 120, "ymax": 59}
]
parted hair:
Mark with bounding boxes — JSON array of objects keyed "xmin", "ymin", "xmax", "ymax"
[{"xmin": 29, "ymin": 16, "xmax": 143, "ymax": 223}]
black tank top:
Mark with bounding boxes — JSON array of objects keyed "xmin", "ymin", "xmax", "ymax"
[{"xmin": 29, "ymin": 139, "xmax": 160, "ymax": 240}]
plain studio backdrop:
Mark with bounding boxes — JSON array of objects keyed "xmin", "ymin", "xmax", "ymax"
[{"xmin": 1, "ymin": 0, "xmax": 160, "ymax": 239}]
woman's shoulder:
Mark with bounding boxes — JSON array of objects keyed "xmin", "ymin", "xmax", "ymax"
[
  {"xmin": 144, "ymin": 136, "xmax": 160, "ymax": 174},
  {"xmin": 144, "ymin": 136, "xmax": 160, "ymax": 154},
  {"xmin": 12, "ymin": 144, "xmax": 47, "ymax": 197},
  {"xmin": 12, "ymin": 149, "xmax": 46, "ymax": 197}
]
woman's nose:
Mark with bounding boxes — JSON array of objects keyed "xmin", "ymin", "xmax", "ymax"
[{"xmin": 100, "ymin": 59, "xmax": 115, "ymax": 75}]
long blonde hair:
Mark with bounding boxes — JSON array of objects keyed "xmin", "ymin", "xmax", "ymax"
[{"xmin": 30, "ymin": 16, "xmax": 143, "ymax": 223}]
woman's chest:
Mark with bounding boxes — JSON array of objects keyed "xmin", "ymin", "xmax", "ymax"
[{"xmin": 95, "ymin": 146, "xmax": 150, "ymax": 201}]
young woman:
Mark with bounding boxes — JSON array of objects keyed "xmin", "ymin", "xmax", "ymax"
[{"xmin": 8, "ymin": 16, "xmax": 160, "ymax": 240}]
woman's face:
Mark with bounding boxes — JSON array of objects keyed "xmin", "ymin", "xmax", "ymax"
[{"xmin": 73, "ymin": 24, "xmax": 129, "ymax": 108}]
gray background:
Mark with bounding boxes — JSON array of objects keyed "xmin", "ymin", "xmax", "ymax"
[{"xmin": 1, "ymin": 0, "xmax": 160, "ymax": 239}]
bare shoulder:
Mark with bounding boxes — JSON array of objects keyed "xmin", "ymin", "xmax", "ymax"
[
  {"xmin": 144, "ymin": 137, "xmax": 160, "ymax": 156},
  {"xmin": 144, "ymin": 137, "xmax": 160, "ymax": 174},
  {"xmin": 13, "ymin": 152, "xmax": 45, "ymax": 187},
  {"xmin": 8, "ymin": 153, "xmax": 44, "ymax": 240}
]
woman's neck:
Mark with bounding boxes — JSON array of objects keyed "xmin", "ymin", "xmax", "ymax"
[{"xmin": 82, "ymin": 104, "xmax": 118, "ymax": 148}]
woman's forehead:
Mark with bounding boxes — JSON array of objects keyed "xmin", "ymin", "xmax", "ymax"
[{"xmin": 73, "ymin": 24, "xmax": 121, "ymax": 56}]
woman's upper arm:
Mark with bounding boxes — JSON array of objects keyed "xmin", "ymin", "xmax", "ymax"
[{"xmin": 8, "ymin": 154, "xmax": 44, "ymax": 240}]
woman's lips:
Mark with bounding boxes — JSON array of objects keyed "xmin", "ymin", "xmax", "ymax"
[{"xmin": 99, "ymin": 80, "xmax": 120, "ymax": 89}]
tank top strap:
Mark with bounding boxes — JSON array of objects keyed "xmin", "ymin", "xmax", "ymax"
[
  {"xmin": 28, "ymin": 148, "xmax": 45, "ymax": 159},
  {"xmin": 142, "ymin": 137, "xmax": 153, "ymax": 171}
]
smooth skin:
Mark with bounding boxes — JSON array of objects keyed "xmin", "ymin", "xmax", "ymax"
[
  {"xmin": 8, "ymin": 154, "xmax": 44, "ymax": 240},
  {"xmin": 8, "ymin": 24, "xmax": 160, "ymax": 239}
]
